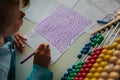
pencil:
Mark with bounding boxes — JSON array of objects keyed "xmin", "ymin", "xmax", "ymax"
[{"xmin": 20, "ymin": 52, "xmax": 35, "ymax": 64}]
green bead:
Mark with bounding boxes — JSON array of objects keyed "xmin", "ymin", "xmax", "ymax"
[
  {"xmin": 91, "ymin": 42, "xmax": 96, "ymax": 47},
  {"xmin": 69, "ymin": 73, "xmax": 77, "ymax": 77},
  {"xmin": 77, "ymin": 62, "xmax": 85, "ymax": 65},
  {"xmin": 95, "ymin": 33, "xmax": 100, "ymax": 38},
  {"xmin": 88, "ymin": 51, "xmax": 92, "ymax": 55},
  {"xmin": 72, "ymin": 69, "xmax": 79, "ymax": 73}
]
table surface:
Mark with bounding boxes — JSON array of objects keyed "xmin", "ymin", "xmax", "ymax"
[{"xmin": 15, "ymin": 0, "xmax": 101, "ymax": 80}]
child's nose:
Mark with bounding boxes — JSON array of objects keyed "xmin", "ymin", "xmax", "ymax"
[{"xmin": 20, "ymin": 11, "xmax": 25, "ymax": 19}]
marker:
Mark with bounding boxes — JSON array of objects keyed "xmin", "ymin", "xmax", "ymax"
[
  {"xmin": 97, "ymin": 20, "xmax": 110, "ymax": 24},
  {"xmin": 20, "ymin": 52, "xmax": 35, "ymax": 64}
]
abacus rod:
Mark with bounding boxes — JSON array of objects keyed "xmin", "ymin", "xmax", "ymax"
[
  {"xmin": 103, "ymin": 22, "xmax": 120, "ymax": 46},
  {"xmin": 109, "ymin": 23, "xmax": 120, "ymax": 45}
]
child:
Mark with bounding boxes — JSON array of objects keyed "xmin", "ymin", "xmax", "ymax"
[{"xmin": 0, "ymin": 0, "xmax": 53, "ymax": 80}]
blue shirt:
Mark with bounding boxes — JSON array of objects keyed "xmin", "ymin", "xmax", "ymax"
[{"xmin": 0, "ymin": 36, "xmax": 53, "ymax": 80}]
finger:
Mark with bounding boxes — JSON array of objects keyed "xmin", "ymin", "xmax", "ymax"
[
  {"xmin": 18, "ymin": 33, "xmax": 27, "ymax": 41},
  {"xmin": 35, "ymin": 44, "xmax": 45, "ymax": 53},
  {"xmin": 15, "ymin": 35, "xmax": 25, "ymax": 48},
  {"xmin": 14, "ymin": 38, "xmax": 20, "ymax": 48}
]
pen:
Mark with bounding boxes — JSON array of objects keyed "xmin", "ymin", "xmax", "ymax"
[{"xmin": 20, "ymin": 52, "xmax": 35, "ymax": 64}]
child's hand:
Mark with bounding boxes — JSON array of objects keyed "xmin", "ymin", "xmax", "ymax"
[
  {"xmin": 14, "ymin": 32, "xmax": 27, "ymax": 52},
  {"xmin": 34, "ymin": 43, "xmax": 51, "ymax": 68}
]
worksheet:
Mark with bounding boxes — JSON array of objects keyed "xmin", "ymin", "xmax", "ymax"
[{"xmin": 25, "ymin": 5, "xmax": 91, "ymax": 64}]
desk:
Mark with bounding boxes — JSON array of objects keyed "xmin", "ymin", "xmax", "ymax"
[{"xmin": 16, "ymin": 0, "xmax": 96, "ymax": 80}]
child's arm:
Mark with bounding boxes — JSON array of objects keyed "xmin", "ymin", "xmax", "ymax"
[{"xmin": 26, "ymin": 43, "xmax": 53, "ymax": 80}]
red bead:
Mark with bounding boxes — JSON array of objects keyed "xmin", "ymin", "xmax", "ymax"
[
  {"xmin": 82, "ymin": 72, "xmax": 87, "ymax": 78},
  {"xmin": 95, "ymin": 50, "xmax": 101, "ymax": 55},
  {"xmin": 93, "ymin": 48, "xmax": 98, "ymax": 52},
  {"xmin": 83, "ymin": 64, "xmax": 88, "ymax": 68},
  {"xmin": 90, "ymin": 59, "xmax": 96, "ymax": 64},
  {"xmin": 98, "ymin": 47, "xmax": 104, "ymax": 51},
  {"xmin": 88, "ymin": 63, "xmax": 93, "ymax": 68},
  {"xmin": 85, "ymin": 68, "xmax": 90, "ymax": 73},
  {"xmin": 79, "ymin": 77, "xmax": 84, "ymax": 80},
  {"xmin": 88, "ymin": 56, "xmax": 93, "ymax": 60},
  {"xmin": 93, "ymin": 55, "xmax": 99, "ymax": 59},
  {"xmin": 80, "ymin": 68, "xmax": 85, "ymax": 73},
  {"xmin": 77, "ymin": 73, "xmax": 82, "ymax": 77},
  {"xmin": 74, "ymin": 77, "xmax": 79, "ymax": 80},
  {"xmin": 85, "ymin": 60, "xmax": 90, "ymax": 64}
]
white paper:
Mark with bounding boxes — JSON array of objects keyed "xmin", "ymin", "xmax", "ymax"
[
  {"xmin": 25, "ymin": 29, "xmax": 61, "ymax": 65},
  {"xmin": 90, "ymin": 0, "xmax": 120, "ymax": 14},
  {"xmin": 58, "ymin": 0, "xmax": 80, "ymax": 8},
  {"xmin": 25, "ymin": 0, "xmax": 60, "ymax": 23}
]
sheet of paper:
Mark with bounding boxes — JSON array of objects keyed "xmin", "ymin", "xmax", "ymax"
[
  {"xmin": 73, "ymin": 0, "xmax": 105, "ymax": 33},
  {"xmin": 58, "ymin": 0, "xmax": 80, "ymax": 8},
  {"xmin": 25, "ymin": 5, "xmax": 92, "ymax": 64},
  {"xmin": 90, "ymin": 0, "xmax": 120, "ymax": 14},
  {"xmin": 25, "ymin": 0, "xmax": 60, "ymax": 23}
]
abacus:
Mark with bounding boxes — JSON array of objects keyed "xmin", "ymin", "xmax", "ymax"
[{"xmin": 61, "ymin": 12, "xmax": 120, "ymax": 80}]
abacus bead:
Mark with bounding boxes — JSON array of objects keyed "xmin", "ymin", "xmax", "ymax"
[
  {"xmin": 83, "ymin": 64, "xmax": 88, "ymax": 68},
  {"xmin": 74, "ymin": 77, "xmax": 79, "ymax": 80},
  {"xmin": 64, "ymin": 73, "xmax": 68, "ymax": 77},
  {"xmin": 87, "ymin": 73, "xmax": 93, "ymax": 78},
  {"xmin": 84, "ymin": 78, "xmax": 89, "ymax": 80},
  {"xmin": 85, "ymin": 43, "xmax": 91, "ymax": 47},
  {"xmin": 96, "ymin": 58, "xmax": 103, "ymax": 63},
  {"xmin": 95, "ymin": 50, "xmax": 101, "ymax": 55},
  {"xmin": 98, "ymin": 47, "xmax": 104, "ymax": 51},
  {"xmin": 99, "ymin": 53, "xmax": 105, "ymax": 59},
  {"xmin": 104, "ymin": 45, "xmax": 112, "ymax": 50},
  {"xmin": 67, "ymin": 68, "xmax": 72, "ymax": 73},
  {"xmin": 96, "ymin": 67, "xmax": 103, "ymax": 72},
  {"xmin": 111, "ymin": 42, "xmax": 119, "ymax": 48},
  {"xmin": 69, "ymin": 73, "xmax": 77, "ymax": 77},
  {"xmin": 91, "ymin": 42, "xmax": 96, "ymax": 47},
  {"xmin": 77, "ymin": 54, "xmax": 82, "ymax": 59},
  {"xmin": 104, "ymin": 55, "xmax": 111, "ymax": 61},
  {"xmin": 115, "ymin": 38, "xmax": 120, "ymax": 43},
  {"xmin": 80, "ymin": 68, "xmax": 85, "ymax": 73},
  {"xmin": 90, "ymin": 37, "xmax": 95, "ymax": 41},
  {"xmin": 90, "ymin": 68, "xmax": 96, "ymax": 73},
  {"xmin": 93, "ymin": 63, "xmax": 99, "ymax": 68},
  {"xmin": 61, "ymin": 77, "xmax": 67, "ymax": 80},
  {"xmin": 72, "ymin": 64, "xmax": 76, "ymax": 69},
  {"xmin": 77, "ymin": 73, "xmax": 82, "ymax": 77},
  {"xmin": 82, "ymin": 72, "xmax": 87, "ymax": 78},
  {"xmin": 101, "ymin": 49, "xmax": 108, "ymax": 54},
  {"xmin": 88, "ymin": 51, "xmax": 92, "ymax": 55},
  {"xmin": 85, "ymin": 68, "xmax": 90, "ymax": 73},
  {"xmin": 88, "ymin": 63, "xmax": 93, "ymax": 68},
  {"xmin": 93, "ymin": 72, "xmax": 100, "ymax": 78},
  {"xmin": 100, "ymin": 62, "xmax": 107, "ymax": 67},
  {"xmin": 90, "ymin": 59, "xmax": 96, "ymax": 64},
  {"xmin": 77, "ymin": 62, "xmax": 85, "ymax": 65},
  {"xmin": 107, "ymin": 50, "xmax": 113, "ymax": 55}
]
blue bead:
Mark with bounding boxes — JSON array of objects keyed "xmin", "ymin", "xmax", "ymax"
[
  {"xmin": 85, "ymin": 42, "xmax": 91, "ymax": 46},
  {"xmin": 85, "ymin": 46, "xmax": 90, "ymax": 50},
  {"xmin": 77, "ymin": 54, "xmax": 82, "ymax": 59},
  {"xmin": 61, "ymin": 76, "xmax": 67, "ymax": 80},
  {"xmin": 64, "ymin": 73, "xmax": 68, "ymax": 77},
  {"xmin": 81, "ymin": 50, "xmax": 84, "ymax": 54},
  {"xmin": 67, "ymin": 68, "xmax": 72, "ymax": 72},
  {"xmin": 72, "ymin": 64, "xmax": 76, "ymax": 69}
]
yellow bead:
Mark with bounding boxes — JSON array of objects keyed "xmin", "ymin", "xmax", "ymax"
[
  {"xmin": 90, "ymin": 68, "xmax": 96, "ymax": 73},
  {"xmin": 107, "ymin": 50, "xmax": 113, "ymax": 55},
  {"xmin": 87, "ymin": 73, "xmax": 93, "ymax": 78},
  {"xmin": 84, "ymin": 78, "xmax": 89, "ymax": 80},
  {"xmin": 104, "ymin": 55, "xmax": 111, "ymax": 61},
  {"xmin": 93, "ymin": 63, "xmax": 99, "ymax": 68},
  {"xmin": 115, "ymin": 38, "xmax": 120, "ymax": 43},
  {"xmin": 96, "ymin": 67, "xmax": 104, "ymax": 73},
  {"xmin": 104, "ymin": 45, "xmax": 112, "ymax": 50},
  {"xmin": 111, "ymin": 42, "xmax": 119, "ymax": 48},
  {"xmin": 101, "ymin": 49, "xmax": 108, "ymax": 54},
  {"xmin": 100, "ymin": 62, "xmax": 107, "ymax": 67},
  {"xmin": 91, "ymin": 78, "xmax": 97, "ymax": 80},
  {"xmin": 96, "ymin": 58, "xmax": 103, "ymax": 63},
  {"xmin": 99, "ymin": 53, "xmax": 105, "ymax": 58},
  {"xmin": 93, "ymin": 72, "xmax": 100, "ymax": 78}
]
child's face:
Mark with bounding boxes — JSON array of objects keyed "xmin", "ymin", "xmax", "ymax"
[{"xmin": 4, "ymin": 1, "xmax": 25, "ymax": 36}]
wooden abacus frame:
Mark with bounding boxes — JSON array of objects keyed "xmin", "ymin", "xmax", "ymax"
[{"xmin": 91, "ymin": 15, "xmax": 120, "ymax": 35}]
